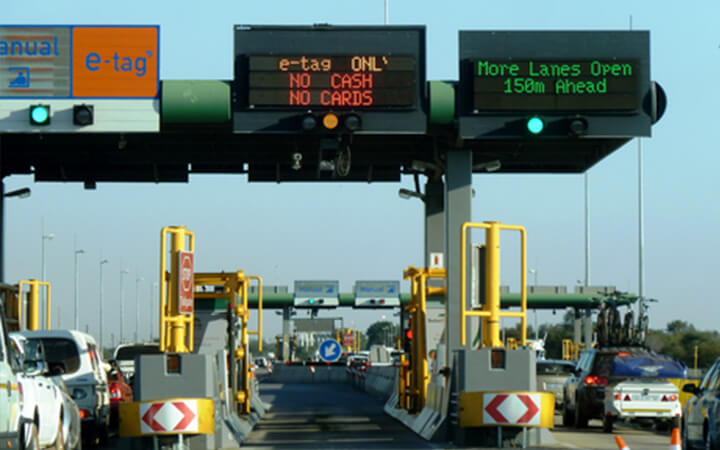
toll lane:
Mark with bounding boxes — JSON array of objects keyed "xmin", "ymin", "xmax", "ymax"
[
  {"xmin": 242, "ymin": 383, "xmax": 437, "ymax": 449},
  {"xmin": 548, "ymin": 418, "xmax": 675, "ymax": 449}
]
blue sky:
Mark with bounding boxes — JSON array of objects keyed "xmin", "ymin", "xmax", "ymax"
[{"xmin": 3, "ymin": 1, "xmax": 718, "ymax": 349}]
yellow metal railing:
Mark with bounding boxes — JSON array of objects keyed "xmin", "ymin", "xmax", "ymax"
[
  {"xmin": 562, "ymin": 339, "xmax": 585, "ymax": 360},
  {"xmin": 159, "ymin": 226, "xmax": 195, "ymax": 353},
  {"xmin": 400, "ymin": 266, "xmax": 446, "ymax": 414},
  {"xmin": 17, "ymin": 280, "xmax": 51, "ymax": 331},
  {"xmin": 246, "ymin": 275, "xmax": 263, "ymax": 352},
  {"xmin": 460, "ymin": 221, "xmax": 527, "ymax": 348},
  {"xmin": 193, "ymin": 270, "xmax": 263, "ymax": 415}
]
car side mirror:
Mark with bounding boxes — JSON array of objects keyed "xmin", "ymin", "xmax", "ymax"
[
  {"xmin": 23, "ymin": 360, "xmax": 44, "ymax": 377},
  {"xmin": 682, "ymin": 383, "xmax": 699, "ymax": 395}
]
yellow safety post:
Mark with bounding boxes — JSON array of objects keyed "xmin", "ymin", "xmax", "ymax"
[
  {"xmin": 562, "ymin": 339, "xmax": 572, "ymax": 360},
  {"xmin": 460, "ymin": 221, "xmax": 527, "ymax": 348},
  {"xmin": 17, "ymin": 280, "xmax": 51, "ymax": 330},
  {"xmin": 401, "ymin": 266, "xmax": 446, "ymax": 414},
  {"xmin": 159, "ymin": 226, "xmax": 195, "ymax": 353}
]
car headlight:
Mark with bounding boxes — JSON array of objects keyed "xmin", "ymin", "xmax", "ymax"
[{"xmin": 72, "ymin": 388, "xmax": 88, "ymax": 400}]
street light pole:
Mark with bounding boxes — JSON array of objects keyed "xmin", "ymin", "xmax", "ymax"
[
  {"xmin": 150, "ymin": 281, "xmax": 158, "ymax": 341},
  {"xmin": 41, "ymin": 227, "xmax": 54, "ymax": 328},
  {"xmin": 74, "ymin": 249, "xmax": 85, "ymax": 330},
  {"xmin": 135, "ymin": 277, "xmax": 143, "ymax": 342},
  {"xmin": 99, "ymin": 259, "xmax": 109, "ymax": 352},
  {"xmin": 119, "ymin": 269, "xmax": 129, "ymax": 343}
]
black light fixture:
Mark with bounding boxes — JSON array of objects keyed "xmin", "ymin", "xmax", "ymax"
[{"xmin": 73, "ymin": 104, "xmax": 94, "ymax": 126}]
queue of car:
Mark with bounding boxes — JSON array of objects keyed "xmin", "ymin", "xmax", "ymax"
[
  {"xmin": 0, "ymin": 311, "xmax": 139, "ymax": 449},
  {"xmin": 557, "ymin": 346, "xmax": 685, "ymax": 433}
]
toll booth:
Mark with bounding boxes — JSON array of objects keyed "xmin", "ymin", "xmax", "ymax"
[{"xmin": 119, "ymin": 226, "xmax": 267, "ymax": 449}]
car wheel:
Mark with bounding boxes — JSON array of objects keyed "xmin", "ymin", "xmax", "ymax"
[
  {"xmin": 574, "ymin": 396, "xmax": 588, "ymax": 428},
  {"xmin": 562, "ymin": 399, "xmax": 575, "ymax": 427},
  {"xmin": 21, "ymin": 421, "xmax": 39, "ymax": 450},
  {"xmin": 603, "ymin": 415, "xmax": 614, "ymax": 433}
]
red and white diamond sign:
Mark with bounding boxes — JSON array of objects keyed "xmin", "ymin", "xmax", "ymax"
[
  {"xmin": 140, "ymin": 400, "xmax": 198, "ymax": 434},
  {"xmin": 483, "ymin": 393, "xmax": 540, "ymax": 425}
]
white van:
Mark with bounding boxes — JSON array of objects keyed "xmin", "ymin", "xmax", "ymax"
[
  {"xmin": 0, "ymin": 306, "xmax": 22, "ymax": 449},
  {"xmin": 19, "ymin": 330, "xmax": 110, "ymax": 445}
]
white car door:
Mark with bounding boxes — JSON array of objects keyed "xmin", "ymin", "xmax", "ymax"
[{"xmin": 34, "ymin": 373, "xmax": 59, "ymax": 445}]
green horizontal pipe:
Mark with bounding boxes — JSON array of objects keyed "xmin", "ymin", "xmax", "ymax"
[
  {"xmin": 194, "ymin": 292, "xmax": 636, "ymax": 310},
  {"xmin": 161, "ymin": 80, "xmax": 231, "ymax": 124},
  {"xmin": 428, "ymin": 80, "xmax": 455, "ymax": 125}
]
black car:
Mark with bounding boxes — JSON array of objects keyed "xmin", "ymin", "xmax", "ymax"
[{"xmin": 563, "ymin": 347, "xmax": 686, "ymax": 429}]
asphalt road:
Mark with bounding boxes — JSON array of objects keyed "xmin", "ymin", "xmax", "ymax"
[
  {"xmin": 242, "ymin": 382, "xmax": 438, "ymax": 449},
  {"xmin": 99, "ymin": 380, "xmax": 677, "ymax": 449},
  {"xmin": 244, "ymin": 382, "xmax": 676, "ymax": 449}
]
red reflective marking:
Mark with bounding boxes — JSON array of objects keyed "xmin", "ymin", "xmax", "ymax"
[
  {"xmin": 485, "ymin": 394, "xmax": 509, "ymax": 423},
  {"xmin": 142, "ymin": 403, "xmax": 165, "ymax": 432},
  {"xmin": 172, "ymin": 402, "xmax": 196, "ymax": 431},
  {"xmin": 516, "ymin": 395, "xmax": 539, "ymax": 424}
]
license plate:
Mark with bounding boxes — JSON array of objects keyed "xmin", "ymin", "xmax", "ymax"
[{"xmin": 636, "ymin": 394, "xmax": 659, "ymax": 401}]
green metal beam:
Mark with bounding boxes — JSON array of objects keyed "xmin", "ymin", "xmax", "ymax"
[{"xmin": 194, "ymin": 291, "xmax": 637, "ymax": 310}]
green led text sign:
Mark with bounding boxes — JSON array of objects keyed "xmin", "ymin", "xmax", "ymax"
[{"xmin": 472, "ymin": 60, "xmax": 639, "ymax": 111}]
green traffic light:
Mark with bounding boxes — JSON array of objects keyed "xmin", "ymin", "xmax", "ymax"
[
  {"xmin": 527, "ymin": 116, "xmax": 544, "ymax": 135},
  {"xmin": 308, "ymin": 298, "xmax": 316, "ymax": 305},
  {"xmin": 29, "ymin": 105, "xmax": 51, "ymax": 125}
]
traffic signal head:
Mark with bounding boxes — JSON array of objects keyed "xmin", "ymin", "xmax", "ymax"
[
  {"xmin": 73, "ymin": 104, "xmax": 94, "ymax": 126},
  {"xmin": 526, "ymin": 116, "xmax": 544, "ymax": 135},
  {"xmin": 29, "ymin": 105, "xmax": 51, "ymax": 126},
  {"xmin": 301, "ymin": 112, "xmax": 362, "ymax": 133}
]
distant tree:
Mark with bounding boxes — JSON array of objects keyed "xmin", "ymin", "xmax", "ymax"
[{"xmin": 365, "ymin": 321, "xmax": 399, "ymax": 349}]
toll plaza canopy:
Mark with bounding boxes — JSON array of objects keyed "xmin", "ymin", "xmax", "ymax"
[{"xmin": 0, "ymin": 26, "xmax": 664, "ymax": 183}]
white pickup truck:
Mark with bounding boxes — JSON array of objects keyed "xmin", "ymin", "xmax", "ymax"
[{"xmin": 603, "ymin": 378, "xmax": 682, "ymax": 432}]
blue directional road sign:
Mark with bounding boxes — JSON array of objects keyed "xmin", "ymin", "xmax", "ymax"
[{"xmin": 318, "ymin": 339, "xmax": 342, "ymax": 363}]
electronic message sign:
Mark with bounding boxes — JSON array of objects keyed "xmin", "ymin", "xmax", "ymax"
[
  {"xmin": 458, "ymin": 31, "xmax": 652, "ymax": 139},
  {"xmin": 471, "ymin": 60, "xmax": 639, "ymax": 112},
  {"xmin": 234, "ymin": 25, "xmax": 426, "ymax": 134},
  {"xmin": 247, "ymin": 55, "xmax": 416, "ymax": 108}
]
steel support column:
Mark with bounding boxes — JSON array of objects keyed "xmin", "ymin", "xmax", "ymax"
[
  {"xmin": 573, "ymin": 308, "xmax": 582, "ymax": 344},
  {"xmin": 282, "ymin": 305, "xmax": 291, "ymax": 361},
  {"xmin": 444, "ymin": 149, "xmax": 473, "ymax": 362},
  {"xmin": 584, "ymin": 307, "xmax": 593, "ymax": 347},
  {"xmin": 424, "ymin": 178, "xmax": 445, "ymax": 270}
]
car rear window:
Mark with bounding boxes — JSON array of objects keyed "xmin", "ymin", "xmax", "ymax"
[
  {"xmin": 593, "ymin": 350, "xmax": 687, "ymax": 378},
  {"xmin": 32, "ymin": 338, "xmax": 80, "ymax": 374},
  {"xmin": 537, "ymin": 362, "xmax": 575, "ymax": 375},
  {"xmin": 115, "ymin": 345, "xmax": 161, "ymax": 361}
]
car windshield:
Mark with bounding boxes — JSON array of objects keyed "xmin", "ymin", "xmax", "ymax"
[
  {"xmin": 31, "ymin": 338, "xmax": 80, "ymax": 374},
  {"xmin": 115, "ymin": 345, "xmax": 161, "ymax": 361},
  {"xmin": 537, "ymin": 361, "xmax": 575, "ymax": 375}
]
